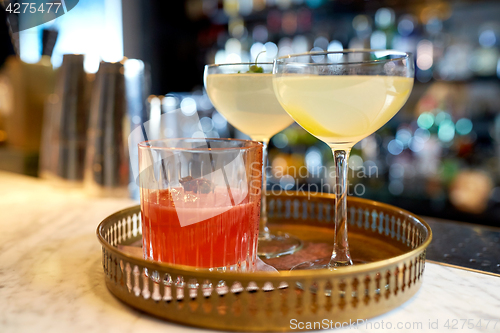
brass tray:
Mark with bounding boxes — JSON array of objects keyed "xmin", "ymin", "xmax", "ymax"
[{"xmin": 97, "ymin": 192, "xmax": 432, "ymax": 331}]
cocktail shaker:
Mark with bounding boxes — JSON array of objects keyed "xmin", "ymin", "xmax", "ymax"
[
  {"xmin": 39, "ymin": 54, "xmax": 90, "ymax": 183},
  {"xmin": 84, "ymin": 61, "xmax": 129, "ymax": 197}
]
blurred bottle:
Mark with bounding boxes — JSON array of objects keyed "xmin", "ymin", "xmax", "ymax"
[
  {"xmin": 0, "ymin": 56, "xmax": 55, "ymax": 175},
  {"xmin": 40, "ymin": 54, "xmax": 91, "ymax": 184},
  {"xmin": 0, "ymin": 27, "xmax": 57, "ymax": 176}
]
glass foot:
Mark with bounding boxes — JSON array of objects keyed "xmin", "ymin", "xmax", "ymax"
[
  {"xmin": 291, "ymin": 257, "xmax": 368, "ymax": 271},
  {"xmin": 257, "ymin": 232, "xmax": 302, "ymax": 259}
]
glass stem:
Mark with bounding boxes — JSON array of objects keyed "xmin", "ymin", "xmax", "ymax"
[
  {"xmin": 258, "ymin": 139, "xmax": 270, "ymax": 239},
  {"xmin": 329, "ymin": 148, "xmax": 353, "ymax": 267}
]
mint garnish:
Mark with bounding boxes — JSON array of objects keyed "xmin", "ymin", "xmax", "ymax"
[
  {"xmin": 248, "ymin": 65, "xmax": 263, "ymax": 73},
  {"xmin": 247, "ymin": 50, "xmax": 266, "ymax": 73}
]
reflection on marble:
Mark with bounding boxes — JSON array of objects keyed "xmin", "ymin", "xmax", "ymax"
[{"xmin": 0, "ymin": 171, "xmax": 498, "ymax": 333}]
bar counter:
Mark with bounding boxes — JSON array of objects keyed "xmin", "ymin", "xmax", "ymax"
[{"xmin": 1, "ymin": 171, "xmax": 499, "ymax": 333}]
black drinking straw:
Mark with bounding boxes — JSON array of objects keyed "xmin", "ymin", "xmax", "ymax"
[{"xmin": 140, "ymin": 126, "xmax": 169, "ymax": 186}]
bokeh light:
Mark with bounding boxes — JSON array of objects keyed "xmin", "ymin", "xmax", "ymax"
[
  {"xmin": 417, "ymin": 40, "xmax": 433, "ymax": 70},
  {"xmin": 264, "ymin": 41, "xmax": 278, "ymax": 60},
  {"xmin": 313, "ymin": 36, "xmax": 329, "ymax": 50},
  {"xmin": 292, "ymin": 35, "xmax": 309, "ymax": 54},
  {"xmin": 229, "ymin": 18, "xmax": 246, "ymax": 38},
  {"xmin": 388, "ymin": 139, "xmax": 404, "ymax": 155},
  {"xmin": 479, "ymin": 30, "xmax": 496, "ymax": 48},
  {"xmin": 389, "ymin": 163, "xmax": 404, "ymax": 179},
  {"xmin": 389, "ymin": 180, "xmax": 404, "ymax": 195},
  {"xmin": 162, "ymin": 96, "xmax": 178, "ymax": 112},
  {"xmin": 414, "ymin": 128, "xmax": 431, "ymax": 141},
  {"xmin": 348, "ymin": 155, "xmax": 364, "ymax": 171},
  {"xmin": 310, "ymin": 47, "xmax": 325, "ymax": 62},
  {"xmin": 198, "ymin": 94, "xmax": 212, "ymax": 111},
  {"xmin": 214, "ymin": 50, "xmax": 226, "ymax": 64},
  {"xmin": 353, "ymin": 15, "xmax": 370, "ymax": 32},
  {"xmin": 417, "ymin": 112, "xmax": 435, "ymax": 129},
  {"xmin": 212, "ymin": 112, "xmax": 228, "ymax": 129},
  {"xmin": 305, "ymin": 147, "xmax": 322, "ymax": 176},
  {"xmin": 253, "ymin": 25, "xmax": 268, "ymax": 42},
  {"xmin": 397, "ymin": 15, "xmax": 416, "ymax": 37},
  {"xmin": 278, "ymin": 37, "xmax": 293, "ymax": 57},
  {"xmin": 305, "ymin": 0, "xmax": 322, "ymax": 9},
  {"xmin": 327, "ymin": 40, "xmax": 343, "ymax": 52},
  {"xmin": 280, "ymin": 175, "xmax": 295, "ymax": 190},
  {"xmin": 180, "ymin": 97, "xmax": 197, "ymax": 116},
  {"xmin": 198, "ymin": 117, "xmax": 214, "ymax": 133},
  {"xmin": 250, "ymin": 42, "xmax": 265, "ymax": 61},
  {"xmin": 396, "ymin": 128, "xmax": 412, "ymax": 147},
  {"xmin": 223, "ymin": 0, "xmax": 238, "ymax": 16},
  {"xmin": 456, "ymin": 118, "xmax": 473, "ymax": 135},
  {"xmin": 425, "ymin": 18, "xmax": 442, "ymax": 35},
  {"xmin": 435, "ymin": 111, "xmax": 452, "ymax": 125},
  {"xmin": 375, "ymin": 8, "xmax": 395, "ymax": 29},
  {"xmin": 272, "ymin": 133, "xmax": 289, "ymax": 149},
  {"xmin": 327, "ymin": 40, "xmax": 343, "ymax": 61},
  {"xmin": 364, "ymin": 160, "xmax": 378, "ymax": 177},
  {"xmin": 192, "ymin": 131, "xmax": 206, "ymax": 139},
  {"xmin": 225, "ymin": 38, "xmax": 241, "ymax": 54},
  {"xmin": 352, "ymin": 14, "xmax": 372, "ymax": 38},
  {"xmin": 281, "ymin": 11, "xmax": 298, "ymax": 34},
  {"xmin": 225, "ymin": 53, "xmax": 242, "ymax": 63},
  {"xmin": 276, "ymin": 0, "xmax": 292, "ymax": 10},
  {"xmin": 370, "ymin": 30, "xmax": 387, "ymax": 50},
  {"xmin": 238, "ymin": 0, "xmax": 253, "ymax": 15},
  {"xmin": 409, "ymin": 136, "xmax": 425, "ymax": 152},
  {"xmin": 438, "ymin": 120, "xmax": 455, "ymax": 142}
]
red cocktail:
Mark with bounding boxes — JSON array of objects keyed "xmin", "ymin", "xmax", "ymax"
[{"xmin": 142, "ymin": 187, "xmax": 259, "ymax": 269}]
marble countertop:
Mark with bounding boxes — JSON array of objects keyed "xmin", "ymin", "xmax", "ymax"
[{"xmin": 1, "ymin": 171, "xmax": 499, "ymax": 333}]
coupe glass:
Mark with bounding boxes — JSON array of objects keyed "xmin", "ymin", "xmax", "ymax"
[
  {"xmin": 273, "ymin": 50, "xmax": 414, "ymax": 269},
  {"xmin": 204, "ymin": 63, "xmax": 302, "ymax": 258}
]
